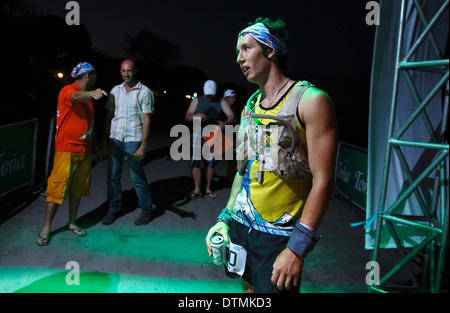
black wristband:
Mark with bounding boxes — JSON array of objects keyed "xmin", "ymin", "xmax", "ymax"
[{"xmin": 287, "ymin": 222, "xmax": 321, "ymax": 257}]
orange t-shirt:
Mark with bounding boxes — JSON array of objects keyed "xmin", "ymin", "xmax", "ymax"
[{"xmin": 54, "ymin": 83, "xmax": 95, "ymax": 152}]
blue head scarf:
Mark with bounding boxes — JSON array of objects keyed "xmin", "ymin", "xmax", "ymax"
[
  {"xmin": 238, "ymin": 22, "xmax": 287, "ymax": 55},
  {"xmin": 71, "ymin": 62, "xmax": 95, "ymax": 78}
]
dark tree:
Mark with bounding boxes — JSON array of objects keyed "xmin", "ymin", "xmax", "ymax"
[{"xmin": 125, "ymin": 31, "xmax": 181, "ymax": 69}]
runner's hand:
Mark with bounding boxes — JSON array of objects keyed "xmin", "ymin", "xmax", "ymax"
[
  {"xmin": 205, "ymin": 222, "xmax": 229, "ymax": 257},
  {"xmin": 271, "ymin": 247, "xmax": 304, "ymax": 290}
]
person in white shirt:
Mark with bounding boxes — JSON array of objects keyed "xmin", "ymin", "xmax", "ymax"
[{"xmin": 102, "ymin": 59, "xmax": 155, "ymax": 225}]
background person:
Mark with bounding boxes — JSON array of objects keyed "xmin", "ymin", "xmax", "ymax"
[
  {"xmin": 102, "ymin": 59, "xmax": 155, "ymax": 226},
  {"xmin": 185, "ymin": 80, "xmax": 234, "ymax": 199},
  {"xmin": 222, "ymin": 89, "xmax": 238, "ymax": 125},
  {"xmin": 222, "ymin": 89, "xmax": 239, "ymax": 185},
  {"xmin": 36, "ymin": 62, "xmax": 106, "ymax": 246}
]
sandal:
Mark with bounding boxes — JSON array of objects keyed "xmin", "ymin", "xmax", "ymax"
[
  {"xmin": 36, "ymin": 235, "xmax": 50, "ymax": 246},
  {"xmin": 188, "ymin": 190, "xmax": 202, "ymax": 199},
  {"xmin": 205, "ymin": 191, "xmax": 217, "ymax": 199},
  {"xmin": 68, "ymin": 225, "xmax": 87, "ymax": 237}
]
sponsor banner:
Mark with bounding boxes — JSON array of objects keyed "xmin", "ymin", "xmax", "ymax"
[
  {"xmin": 0, "ymin": 120, "xmax": 38, "ymax": 199},
  {"xmin": 336, "ymin": 142, "xmax": 368, "ymax": 211}
]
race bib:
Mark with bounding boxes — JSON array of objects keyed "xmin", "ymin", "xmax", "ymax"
[{"xmin": 227, "ymin": 241, "xmax": 247, "ymax": 276}]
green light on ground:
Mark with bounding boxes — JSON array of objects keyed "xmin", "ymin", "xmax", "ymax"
[
  {"xmin": 0, "ymin": 267, "xmax": 242, "ymax": 293},
  {"xmin": 73, "ymin": 227, "xmax": 213, "ymax": 265}
]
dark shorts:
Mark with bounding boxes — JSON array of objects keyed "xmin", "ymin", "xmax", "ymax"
[
  {"xmin": 227, "ymin": 219, "xmax": 300, "ymax": 293},
  {"xmin": 190, "ymin": 134, "xmax": 216, "ymax": 168}
]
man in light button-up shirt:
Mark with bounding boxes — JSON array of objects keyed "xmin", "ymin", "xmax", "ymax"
[{"xmin": 103, "ymin": 59, "xmax": 155, "ymax": 226}]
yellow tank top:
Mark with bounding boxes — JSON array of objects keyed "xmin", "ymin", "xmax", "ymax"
[{"xmin": 232, "ymin": 81, "xmax": 313, "ymax": 235}]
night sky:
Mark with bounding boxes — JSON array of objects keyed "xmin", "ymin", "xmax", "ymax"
[
  {"xmin": 9, "ymin": 0, "xmax": 377, "ymax": 148},
  {"xmin": 23, "ymin": 0, "xmax": 376, "ymax": 98}
]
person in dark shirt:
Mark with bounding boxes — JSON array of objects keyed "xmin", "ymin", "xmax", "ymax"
[{"xmin": 185, "ymin": 80, "xmax": 234, "ymax": 199}]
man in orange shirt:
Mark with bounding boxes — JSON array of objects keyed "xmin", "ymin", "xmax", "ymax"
[{"xmin": 36, "ymin": 62, "xmax": 106, "ymax": 246}]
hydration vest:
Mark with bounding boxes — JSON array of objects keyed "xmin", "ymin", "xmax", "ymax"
[{"xmin": 236, "ymin": 81, "xmax": 313, "ymax": 182}]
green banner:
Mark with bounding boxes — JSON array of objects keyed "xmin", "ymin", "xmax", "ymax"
[
  {"xmin": 336, "ymin": 142, "xmax": 368, "ymax": 210},
  {"xmin": 0, "ymin": 120, "xmax": 37, "ymax": 198}
]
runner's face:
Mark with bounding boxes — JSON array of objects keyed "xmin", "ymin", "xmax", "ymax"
[{"xmin": 236, "ymin": 35, "xmax": 270, "ymax": 84}]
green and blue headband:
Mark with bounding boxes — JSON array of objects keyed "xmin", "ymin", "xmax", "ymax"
[{"xmin": 238, "ymin": 22, "xmax": 287, "ymax": 55}]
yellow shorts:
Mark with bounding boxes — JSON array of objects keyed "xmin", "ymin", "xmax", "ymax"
[{"xmin": 46, "ymin": 151, "xmax": 92, "ymax": 204}]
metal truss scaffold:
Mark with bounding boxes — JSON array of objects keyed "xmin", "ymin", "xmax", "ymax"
[{"xmin": 370, "ymin": 0, "xmax": 449, "ymax": 293}]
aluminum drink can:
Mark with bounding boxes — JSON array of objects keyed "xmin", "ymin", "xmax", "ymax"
[{"xmin": 211, "ymin": 234, "xmax": 226, "ymax": 265}]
